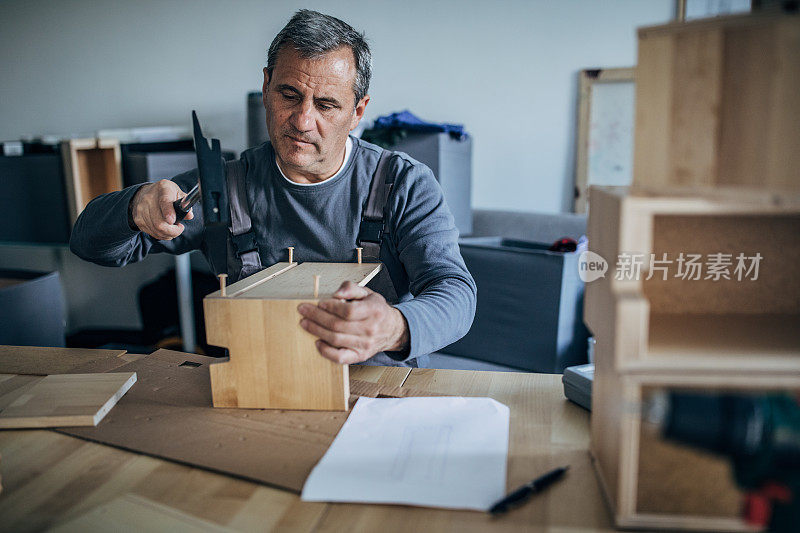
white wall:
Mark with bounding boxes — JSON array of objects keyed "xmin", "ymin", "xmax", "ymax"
[{"xmin": 1, "ymin": 0, "xmax": 674, "ymax": 214}]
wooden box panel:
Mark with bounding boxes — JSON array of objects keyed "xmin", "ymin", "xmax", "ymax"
[
  {"xmin": 60, "ymin": 138, "xmax": 123, "ymax": 225},
  {"xmin": 591, "ymin": 362, "xmax": 800, "ymax": 531},
  {"xmin": 633, "ymin": 13, "xmax": 800, "ymax": 194},
  {"xmin": 203, "ymin": 261, "xmax": 382, "ymax": 411},
  {"xmin": 584, "ymin": 186, "xmax": 800, "ymax": 373}
]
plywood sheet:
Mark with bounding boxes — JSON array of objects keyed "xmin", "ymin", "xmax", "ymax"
[
  {"xmin": 50, "ymin": 494, "xmax": 230, "ymax": 533},
  {"xmin": 0, "ymin": 372, "xmax": 136, "ymax": 428},
  {"xmin": 58, "ymin": 350, "xmax": 426, "ymax": 493},
  {"xmin": 229, "ymin": 262, "xmax": 381, "ymax": 300},
  {"xmin": 204, "ymin": 262, "xmax": 383, "ymax": 411},
  {"xmin": 205, "ymin": 299, "xmax": 349, "ymax": 410}
]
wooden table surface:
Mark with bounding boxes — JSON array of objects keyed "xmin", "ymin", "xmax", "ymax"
[{"xmin": 0, "ymin": 351, "xmax": 612, "ymax": 532}]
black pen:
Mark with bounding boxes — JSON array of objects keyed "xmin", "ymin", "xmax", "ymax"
[{"xmin": 489, "ymin": 466, "xmax": 569, "ymax": 515}]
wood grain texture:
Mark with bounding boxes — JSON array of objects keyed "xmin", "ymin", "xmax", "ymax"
[
  {"xmin": 0, "ymin": 350, "xmax": 605, "ymax": 532},
  {"xmin": 204, "ymin": 262, "xmax": 382, "ymax": 410},
  {"xmin": 218, "ymin": 262, "xmax": 382, "ymax": 300},
  {"xmin": 57, "ymin": 349, "xmax": 411, "ymax": 494},
  {"xmin": 316, "ymin": 369, "xmax": 609, "ymax": 532},
  {"xmin": 0, "ymin": 430, "xmax": 327, "ymax": 533},
  {"xmin": 209, "ymin": 261, "xmax": 296, "ymax": 299},
  {"xmin": 592, "ymin": 363, "xmax": 797, "ymax": 531},
  {"xmin": 586, "ymin": 186, "xmax": 799, "ymax": 530},
  {"xmin": 205, "ymin": 298, "xmax": 349, "ymax": 410},
  {"xmin": 50, "ymin": 494, "xmax": 232, "ymax": 532},
  {"xmin": 584, "ymin": 186, "xmax": 800, "ymax": 374},
  {"xmin": 0, "ymin": 372, "xmax": 136, "ymax": 428},
  {"xmin": 60, "ymin": 138, "xmax": 123, "ymax": 225},
  {"xmin": 348, "ymin": 365, "xmax": 410, "ymax": 388},
  {"xmin": 633, "ymin": 13, "xmax": 800, "ymax": 194}
]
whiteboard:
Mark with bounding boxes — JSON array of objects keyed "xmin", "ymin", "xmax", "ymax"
[{"xmin": 587, "ymin": 81, "xmax": 635, "ymax": 187}]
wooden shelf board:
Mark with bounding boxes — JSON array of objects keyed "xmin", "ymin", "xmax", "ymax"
[
  {"xmin": 230, "ymin": 262, "xmax": 382, "ymax": 300},
  {"xmin": 647, "ymin": 312, "xmax": 800, "ymax": 362}
]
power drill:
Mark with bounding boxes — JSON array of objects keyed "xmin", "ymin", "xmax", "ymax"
[{"xmin": 647, "ymin": 391, "xmax": 800, "ymax": 532}]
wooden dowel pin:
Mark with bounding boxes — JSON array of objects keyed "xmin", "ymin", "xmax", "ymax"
[
  {"xmin": 356, "ymin": 247, "xmax": 363, "ymax": 264},
  {"xmin": 218, "ymin": 274, "xmax": 228, "ymax": 297},
  {"xmin": 313, "ymin": 275, "xmax": 320, "ymax": 299},
  {"xmin": 287, "ymin": 247, "xmax": 294, "ymax": 263}
]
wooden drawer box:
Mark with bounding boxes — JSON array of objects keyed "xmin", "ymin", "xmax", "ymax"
[
  {"xmin": 584, "ymin": 186, "xmax": 800, "ymax": 374},
  {"xmin": 203, "ymin": 261, "xmax": 381, "ymax": 411},
  {"xmin": 591, "ymin": 356, "xmax": 800, "ymax": 531},
  {"xmin": 633, "ymin": 13, "xmax": 800, "ymax": 194}
]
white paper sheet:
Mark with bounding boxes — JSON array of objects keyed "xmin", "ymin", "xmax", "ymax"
[{"xmin": 301, "ymin": 396, "xmax": 510, "ymax": 511}]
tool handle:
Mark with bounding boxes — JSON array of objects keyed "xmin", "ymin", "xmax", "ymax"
[{"xmin": 173, "ymin": 198, "xmax": 190, "ymax": 224}]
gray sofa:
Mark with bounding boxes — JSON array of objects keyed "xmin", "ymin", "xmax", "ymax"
[
  {"xmin": 428, "ymin": 209, "xmax": 588, "ymax": 372},
  {"xmin": 471, "ymin": 209, "xmax": 587, "ymax": 242}
]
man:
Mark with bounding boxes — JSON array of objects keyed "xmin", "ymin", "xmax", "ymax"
[{"xmin": 71, "ymin": 10, "xmax": 476, "ymax": 368}]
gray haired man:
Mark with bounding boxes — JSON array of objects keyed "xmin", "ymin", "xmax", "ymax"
[{"xmin": 71, "ymin": 10, "xmax": 476, "ymax": 367}]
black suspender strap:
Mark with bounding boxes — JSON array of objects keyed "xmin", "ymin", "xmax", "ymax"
[
  {"xmin": 358, "ymin": 150, "xmax": 395, "ymax": 261},
  {"xmin": 226, "ymin": 160, "xmax": 262, "ymax": 278}
]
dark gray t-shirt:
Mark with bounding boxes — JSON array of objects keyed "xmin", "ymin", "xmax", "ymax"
[{"xmin": 70, "ymin": 136, "xmax": 476, "ymax": 367}]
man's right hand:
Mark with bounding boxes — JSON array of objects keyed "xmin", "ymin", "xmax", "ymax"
[{"xmin": 129, "ymin": 179, "xmax": 194, "ymax": 240}]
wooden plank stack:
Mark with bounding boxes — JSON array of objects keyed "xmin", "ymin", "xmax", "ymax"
[
  {"xmin": 203, "ymin": 261, "xmax": 382, "ymax": 411},
  {"xmin": 586, "ymin": 12, "xmax": 800, "ymax": 532}
]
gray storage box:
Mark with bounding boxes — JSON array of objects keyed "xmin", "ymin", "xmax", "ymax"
[
  {"xmin": 123, "ymin": 151, "xmax": 198, "ymax": 187},
  {"xmin": 0, "ymin": 154, "xmax": 70, "ymax": 244},
  {"xmin": 388, "ymin": 132, "xmax": 472, "ymax": 236},
  {"xmin": 443, "ymin": 237, "xmax": 590, "ymax": 373},
  {"xmin": 0, "ymin": 270, "xmax": 66, "ymax": 347}
]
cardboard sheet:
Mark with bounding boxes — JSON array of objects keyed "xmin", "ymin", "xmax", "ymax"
[
  {"xmin": 302, "ymin": 397, "xmax": 510, "ymax": 510},
  {"xmin": 0, "ymin": 346, "xmax": 129, "ymax": 375},
  {"xmin": 58, "ymin": 349, "xmax": 350, "ymax": 492}
]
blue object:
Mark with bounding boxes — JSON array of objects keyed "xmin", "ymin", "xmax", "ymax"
[{"xmin": 373, "ymin": 110, "xmax": 467, "ymax": 139}]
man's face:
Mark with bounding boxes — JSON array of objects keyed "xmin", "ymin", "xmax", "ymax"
[{"xmin": 263, "ymin": 45, "xmax": 369, "ymax": 183}]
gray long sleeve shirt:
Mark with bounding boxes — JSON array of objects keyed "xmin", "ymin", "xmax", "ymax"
[{"xmin": 70, "ymin": 136, "xmax": 476, "ymax": 367}]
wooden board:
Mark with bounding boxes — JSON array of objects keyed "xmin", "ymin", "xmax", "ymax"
[
  {"xmin": 633, "ymin": 13, "xmax": 800, "ymax": 194},
  {"xmin": 58, "ymin": 349, "xmax": 418, "ymax": 493},
  {"xmin": 60, "ymin": 137, "xmax": 123, "ymax": 225},
  {"xmin": 0, "ymin": 364, "xmax": 611, "ymax": 532},
  {"xmin": 0, "ymin": 430, "xmax": 329, "ymax": 532},
  {"xmin": 50, "ymin": 494, "xmax": 231, "ymax": 533},
  {"xmin": 320, "ymin": 369, "xmax": 606, "ymax": 532},
  {"xmin": 591, "ymin": 364, "xmax": 798, "ymax": 531},
  {"xmin": 583, "ymin": 186, "xmax": 800, "ymax": 374},
  {"xmin": 204, "ymin": 262, "xmax": 382, "ymax": 410},
  {"xmin": 0, "ymin": 372, "xmax": 136, "ymax": 428},
  {"xmin": 207, "ymin": 262, "xmax": 382, "ymax": 300}
]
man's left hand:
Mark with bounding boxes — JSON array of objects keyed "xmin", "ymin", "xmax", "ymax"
[{"xmin": 297, "ymin": 281, "xmax": 409, "ymax": 364}]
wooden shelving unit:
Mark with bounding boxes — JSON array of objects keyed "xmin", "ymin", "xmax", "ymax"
[
  {"xmin": 592, "ymin": 366, "xmax": 800, "ymax": 531},
  {"xmin": 587, "ymin": 11, "xmax": 800, "ymax": 532},
  {"xmin": 585, "ymin": 186, "xmax": 800, "ymax": 375},
  {"xmin": 633, "ymin": 13, "xmax": 800, "ymax": 195}
]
